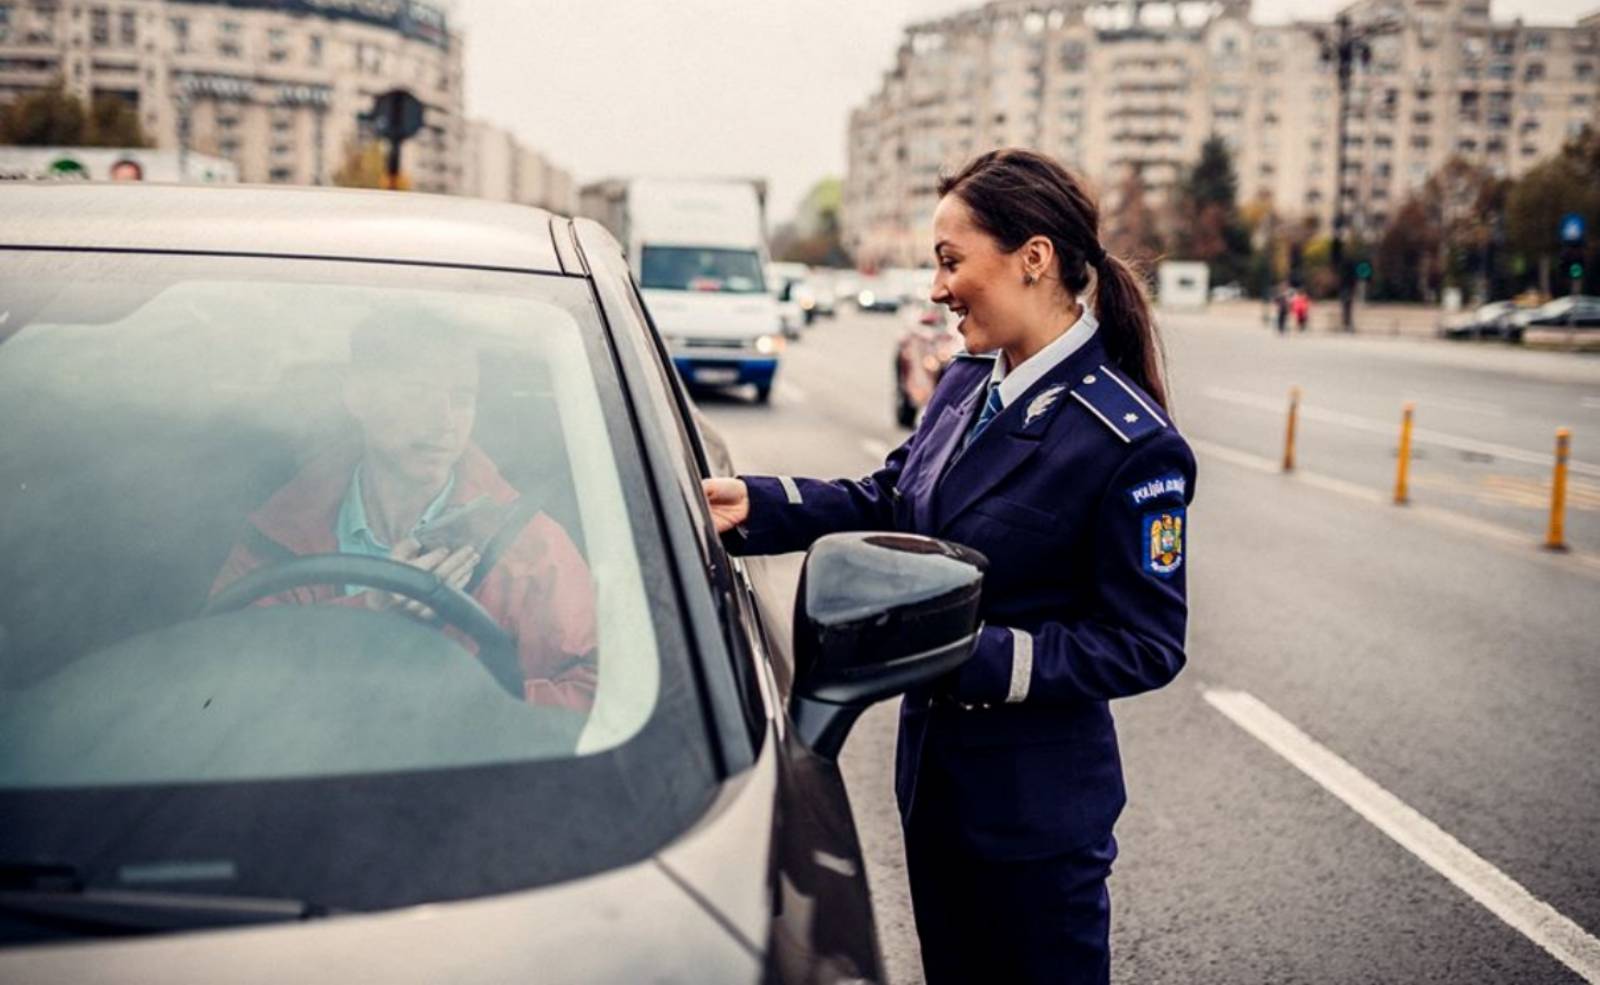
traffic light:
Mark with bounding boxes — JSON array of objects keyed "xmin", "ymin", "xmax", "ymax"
[
  {"xmin": 1355, "ymin": 260, "xmax": 1374, "ymax": 281},
  {"xmin": 1570, "ymin": 261, "xmax": 1585, "ymax": 281}
]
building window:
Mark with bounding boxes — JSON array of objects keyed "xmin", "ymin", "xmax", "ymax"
[
  {"xmin": 169, "ymin": 16, "xmax": 188, "ymax": 52},
  {"xmin": 1411, "ymin": 135, "xmax": 1430, "ymax": 150},
  {"xmin": 118, "ymin": 8, "xmax": 134, "ymax": 45},
  {"xmin": 1578, "ymin": 63, "xmax": 1594, "ymax": 80},
  {"xmin": 268, "ymin": 166, "xmax": 293, "ymax": 183},
  {"xmin": 1526, "ymin": 33, "xmax": 1547, "ymax": 52},
  {"xmin": 90, "ymin": 7, "xmax": 108, "ymax": 45},
  {"xmin": 1524, "ymin": 62, "xmax": 1544, "ymax": 82},
  {"xmin": 308, "ymin": 34, "xmax": 322, "ymax": 66}
]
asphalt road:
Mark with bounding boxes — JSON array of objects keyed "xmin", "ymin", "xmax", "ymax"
[{"xmin": 695, "ymin": 305, "xmax": 1600, "ymax": 985}]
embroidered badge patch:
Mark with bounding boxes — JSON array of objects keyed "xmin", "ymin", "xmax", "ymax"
[
  {"xmin": 1025, "ymin": 385, "xmax": 1065, "ymax": 428},
  {"xmin": 1129, "ymin": 472, "xmax": 1187, "ymax": 507},
  {"xmin": 1143, "ymin": 509, "xmax": 1185, "ymax": 577}
]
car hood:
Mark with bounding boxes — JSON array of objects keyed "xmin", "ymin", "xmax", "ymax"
[
  {"xmin": 0, "ymin": 762, "xmax": 791, "ymax": 985},
  {"xmin": 0, "ymin": 857, "xmax": 758, "ymax": 984}
]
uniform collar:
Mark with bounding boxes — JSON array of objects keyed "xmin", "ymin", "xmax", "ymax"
[{"xmin": 987, "ymin": 305, "xmax": 1098, "ymax": 408}]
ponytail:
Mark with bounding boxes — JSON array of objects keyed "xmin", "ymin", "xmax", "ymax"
[{"xmin": 1091, "ymin": 253, "xmax": 1169, "ymax": 411}]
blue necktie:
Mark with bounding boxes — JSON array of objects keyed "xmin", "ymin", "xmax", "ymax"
[{"xmin": 963, "ymin": 383, "xmax": 1005, "ymax": 451}]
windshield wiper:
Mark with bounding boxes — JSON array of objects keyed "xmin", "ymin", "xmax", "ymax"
[{"xmin": 0, "ymin": 861, "xmax": 330, "ymax": 936}]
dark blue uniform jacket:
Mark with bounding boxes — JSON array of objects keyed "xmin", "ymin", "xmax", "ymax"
[{"xmin": 728, "ymin": 334, "xmax": 1196, "ymax": 860}]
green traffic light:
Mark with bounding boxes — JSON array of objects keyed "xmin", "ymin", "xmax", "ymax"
[
  {"xmin": 1571, "ymin": 263, "xmax": 1585, "ymax": 280},
  {"xmin": 1355, "ymin": 261, "xmax": 1373, "ymax": 280}
]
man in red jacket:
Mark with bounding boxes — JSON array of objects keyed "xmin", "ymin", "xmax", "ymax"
[{"xmin": 211, "ymin": 322, "xmax": 596, "ymax": 711}]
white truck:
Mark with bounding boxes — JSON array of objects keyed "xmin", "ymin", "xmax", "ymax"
[{"xmin": 581, "ymin": 177, "xmax": 783, "ymax": 403}]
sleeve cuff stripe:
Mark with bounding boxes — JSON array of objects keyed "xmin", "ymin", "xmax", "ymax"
[
  {"xmin": 777, "ymin": 475, "xmax": 803, "ymax": 505},
  {"xmin": 1005, "ymin": 629, "xmax": 1033, "ymax": 704}
]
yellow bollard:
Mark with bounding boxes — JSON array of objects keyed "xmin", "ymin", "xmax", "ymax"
[
  {"xmin": 1394, "ymin": 402, "xmax": 1415, "ymax": 505},
  {"xmin": 1283, "ymin": 386, "xmax": 1301, "ymax": 473},
  {"xmin": 1545, "ymin": 428, "xmax": 1571, "ymax": 552}
]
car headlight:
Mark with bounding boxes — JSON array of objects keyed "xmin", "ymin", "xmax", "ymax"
[
  {"xmin": 755, "ymin": 334, "xmax": 785, "ymax": 355},
  {"xmin": 859, "ymin": 290, "xmax": 876, "ymax": 307}
]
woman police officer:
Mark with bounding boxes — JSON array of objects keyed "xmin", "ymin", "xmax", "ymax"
[{"xmin": 703, "ymin": 148, "xmax": 1196, "ymax": 984}]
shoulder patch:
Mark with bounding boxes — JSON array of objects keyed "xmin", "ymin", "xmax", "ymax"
[
  {"xmin": 1068, "ymin": 364, "xmax": 1169, "ymax": 444},
  {"xmin": 1143, "ymin": 508, "xmax": 1185, "ymax": 578}
]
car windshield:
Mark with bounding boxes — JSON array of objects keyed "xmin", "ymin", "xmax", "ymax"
[
  {"xmin": 0, "ymin": 250, "xmax": 716, "ymax": 936},
  {"xmin": 640, "ymin": 245, "xmax": 766, "ymax": 294}
]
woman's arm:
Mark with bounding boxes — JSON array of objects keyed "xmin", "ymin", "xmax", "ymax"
[
  {"xmin": 950, "ymin": 434, "xmax": 1197, "ymax": 705},
  {"xmin": 717, "ymin": 435, "xmax": 915, "ymax": 556}
]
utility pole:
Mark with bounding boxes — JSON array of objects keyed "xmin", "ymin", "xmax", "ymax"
[{"xmin": 1312, "ymin": 13, "xmax": 1400, "ymax": 332}]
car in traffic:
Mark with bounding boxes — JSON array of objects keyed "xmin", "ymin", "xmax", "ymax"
[
  {"xmin": 1438, "ymin": 300, "xmax": 1520, "ymax": 340},
  {"xmin": 1505, "ymin": 294, "xmax": 1600, "ymax": 342},
  {"xmin": 767, "ymin": 261, "xmax": 811, "ymax": 339},
  {"xmin": 894, "ymin": 303, "xmax": 964, "ymax": 428},
  {"xmin": 0, "ymin": 184, "xmax": 989, "ymax": 983},
  {"xmin": 852, "ymin": 275, "xmax": 902, "ymax": 314}
]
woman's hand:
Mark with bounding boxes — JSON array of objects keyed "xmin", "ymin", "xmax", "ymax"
[{"xmin": 702, "ymin": 477, "xmax": 750, "ymax": 534}]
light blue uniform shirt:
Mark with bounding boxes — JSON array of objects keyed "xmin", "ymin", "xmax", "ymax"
[{"xmin": 335, "ymin": 467, "xmax": 456, "ymax": 594}]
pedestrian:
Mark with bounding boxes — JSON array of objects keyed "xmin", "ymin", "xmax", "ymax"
[
  {"xmin": 1292, "ymin": 289, "xmax": 1310, "ymax": 331},
  {"xmin": 703, "ymin": 148, "xmax": 1195, "ymax": 985},
  {"xmin": 1275, "ymin": 283, "xmax": 1290, "ymax": 334}
]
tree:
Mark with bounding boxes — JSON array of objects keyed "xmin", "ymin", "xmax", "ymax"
[
  {"xmin": 773, "ymin": 177, "xmax": 851, "ymax": 267},
  {"xmin": 1505, "ymin": 127, "xmax": 1600, "ymax": 296},
  {"xmin": 1103, "ymin": 167, "xmax": 1165, "ymax": 265},
  {"xmin": 333, "ymin": 139, "xmax": 389, "ymax": 189},
  {"xmin": 0, "ymin": 82, "xmax": 149, "ymax": 147},
  {"xmin": 1169, "ymin": 135, "xmax": 1251, "ymax": 286}
]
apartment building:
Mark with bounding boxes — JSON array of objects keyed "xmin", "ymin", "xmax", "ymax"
[
  {"xmin": 460, "ymin": 118, "xmax": 576, "ymax": 215},
  {"xmin": 844, "ymin": 0, "xmax": 1600, "ymax": 268},
  {"xmin": 0, "ymin": 0, "xmax": 464, "ymax": 192}
]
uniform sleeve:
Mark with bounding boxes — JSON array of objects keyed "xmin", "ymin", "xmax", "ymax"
[
  {"xmin": 953, "ymin": 432, "xmax": 1196, "ymax": 705},
  {"xmin": 722, "ymin": 435, "xmax": 914, "ymax": 556}
]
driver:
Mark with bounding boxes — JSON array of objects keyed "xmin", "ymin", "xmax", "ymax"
[{"xmin": 210, "ymin": 317, "xmax": 597, "ymax": 711}]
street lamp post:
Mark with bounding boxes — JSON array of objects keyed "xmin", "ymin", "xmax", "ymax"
[{"xmin": 1312, "ymin": 13, "xmax": 1399, "ymax": 332}]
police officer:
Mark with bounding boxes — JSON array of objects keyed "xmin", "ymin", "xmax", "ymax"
[{"xmin": 704, "ymin": 148, "xmax": 1195, "ymax": 984}]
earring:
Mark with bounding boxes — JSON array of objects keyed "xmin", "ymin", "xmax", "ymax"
[{"xmin": 1023, "ymin": 271, "xmax": 1036, "ymax": 286}]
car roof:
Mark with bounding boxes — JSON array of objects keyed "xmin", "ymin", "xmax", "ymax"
[{"xmin": 0, "ymin": 183, "xmax": 570, "ymax": 274}]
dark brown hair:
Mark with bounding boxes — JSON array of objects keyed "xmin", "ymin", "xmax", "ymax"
[{"xmin": 938, "ymin": 148, "xmax": 1169, "ymax": 410}]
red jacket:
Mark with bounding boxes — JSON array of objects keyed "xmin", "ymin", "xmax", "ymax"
[{"xmin": 211, "ymin": 444, "xmax": 597, "ymax": 710}]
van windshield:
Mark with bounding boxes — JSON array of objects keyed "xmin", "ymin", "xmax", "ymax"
[{"xmin": 640, "ymin": 246, "xmax": 767, "ymax": 294}]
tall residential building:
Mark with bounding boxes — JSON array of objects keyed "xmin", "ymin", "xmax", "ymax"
[
  {"xmin": 460, "ymin": 118, "xmax": 577, "ymax": 214},
  {"xmin": 844, "ymin": 0, "xmax": 1600, "ymax": 268},
  {"xmin": 0, "ymin": 0, "xmax": 464, "ymax": 192}
]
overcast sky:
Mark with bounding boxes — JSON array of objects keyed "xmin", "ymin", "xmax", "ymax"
[{"xmin": 453, "ymin": 0, "xmax": 1598, "ymax": 224}]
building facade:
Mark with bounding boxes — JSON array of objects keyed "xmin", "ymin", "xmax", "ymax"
[
  {"xmin": 0, "ymin": 0, "xmax": 464, "ymax": 192},
  {"xmin": 460, "ymin": 118, "xmax": 576, "ymax": 214},
  {"xmin": 844, "ymin": 0, "xmax": 1600, "ymax": 268}
]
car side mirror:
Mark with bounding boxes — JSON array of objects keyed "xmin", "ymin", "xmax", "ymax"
[{"xmin": 789, "ymin": 532, "xmax": 986, "ymax": 759}]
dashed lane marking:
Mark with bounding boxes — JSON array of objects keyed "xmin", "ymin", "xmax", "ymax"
[
  {"xmin": 1188, "ymin": 438, "xmax": 1600, "ymax": 579},
  {"xmin": 1204, "ymin": 688, "xmax": 1600, "ymax": 983},
  {"xmin": 1201, "ymin": 386, "xmax": 1600, "ymax": 479}
]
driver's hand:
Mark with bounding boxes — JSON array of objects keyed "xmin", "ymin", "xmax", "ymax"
[{"xmin": 363, "ymin": 538, "xmax": 481, "ymax": 621}]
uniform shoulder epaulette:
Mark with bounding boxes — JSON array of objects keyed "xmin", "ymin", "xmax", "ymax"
[{"xmin": 1067, "ymin": 363, "xmax": 1169, "ymax": 444}]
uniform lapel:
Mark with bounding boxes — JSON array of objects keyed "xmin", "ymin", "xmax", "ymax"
[
  {"xmin": 899, "ymin": 379, "xmax": 984, "ymax": 532},
  {"xmin": 934, "ymin": 337, "xmax": 1107, "ymax": 534}
]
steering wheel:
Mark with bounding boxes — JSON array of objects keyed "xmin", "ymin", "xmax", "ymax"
[{"xmin": 204, "ymin": 554, "xmax": 524, "ymax": 699}]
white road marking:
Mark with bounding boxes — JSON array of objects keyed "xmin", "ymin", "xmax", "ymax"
[
  {"xmin": 1187, "ymin": 438, "xmax": 1600, "ymax": 578},
  {"xmin": 1582, "ymin": 397, "xmax": 1600, "ymax": 411},
  {"xmin": 1200, "ymin": 386, "xmax": 1600, "ymax": 478},
  {"xmin": 1203, "ymin": 688, "xmax": 1600, "ymax": 983},
  {"xmin": 860, "ymin": 438, "xmax": 891, "ymax": 462}
]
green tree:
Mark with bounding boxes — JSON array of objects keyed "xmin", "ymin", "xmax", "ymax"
[
  {"xmin": 774, "ymin": 177, "xmax": 850, "ymax": 267},
  {"xmin": 1170, "ymin": 135, "xmax": 1251, "ymax": 287},
  {"xmin": 0, "ymin": 82, "xmax": 149, "ymax": 146},
  {"xmin": 1505, "ymin": 133, "xmax": 1600, "ymax": 296}
]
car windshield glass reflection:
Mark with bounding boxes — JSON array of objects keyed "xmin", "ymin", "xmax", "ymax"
[
  {"xmin": 0, "ymin": 252, "xmax": 712, "ymax": 933},
  {"xmin": 639, "ymin": 245, "xmax": 767, "ymax": 294}
]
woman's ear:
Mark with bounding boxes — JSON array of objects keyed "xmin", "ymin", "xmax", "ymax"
[{"xmin": 1022, "ymin": 235, "xmax": 1056, "ymax": 281}]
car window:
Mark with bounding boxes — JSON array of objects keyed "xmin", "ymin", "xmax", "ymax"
[
  {"xmin": 0, "ymin": 250, "xmax": 718, "ymax": 926},
  {"xmin": 640, "ymin": 245, "xmax": 767, "ymax": 294}
]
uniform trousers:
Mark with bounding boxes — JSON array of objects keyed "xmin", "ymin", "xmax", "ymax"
[{"xmin": 903, "ymin": 763, "xmax": 1117, "ymax": 985}]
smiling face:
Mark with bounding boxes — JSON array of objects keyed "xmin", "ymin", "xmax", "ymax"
[{"xmin": 929, "ymin": 195, "xmax": 1033, "ymax": 357}]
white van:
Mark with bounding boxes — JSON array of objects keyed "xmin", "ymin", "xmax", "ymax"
[{"xmin": 626, "ymin": 178, "xmax": 784, "ymax": 403}]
